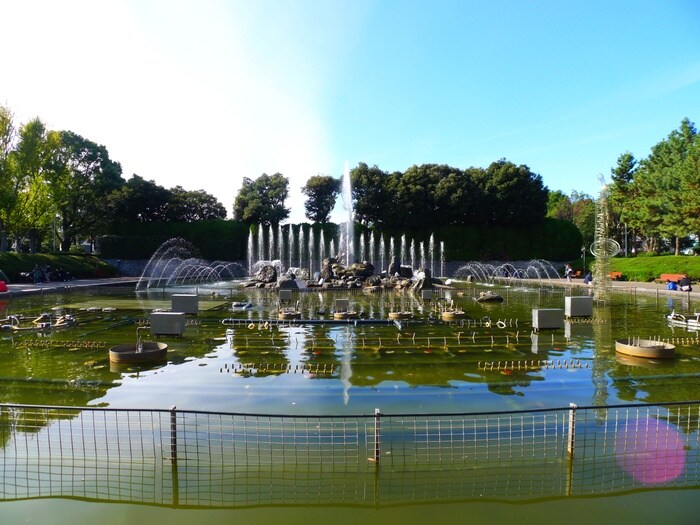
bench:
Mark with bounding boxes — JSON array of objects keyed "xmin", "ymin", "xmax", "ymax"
[
  {"xmin": 655, "ymin": 273, "xmax": 687, "ymax": 284},
  {"xmin": 609, "ymin": 272, "xmax": 623, "ymax": 281}
]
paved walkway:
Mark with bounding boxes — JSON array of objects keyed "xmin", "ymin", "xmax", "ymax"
[
  {"xmin": 1, "ymin": 276, "xmax": 697, "ymax": 301},
  {"xmin": 1, "ymin": 277, "xmax": 140, "ymax": 297}
]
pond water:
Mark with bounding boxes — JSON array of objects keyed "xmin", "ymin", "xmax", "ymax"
[{"xmin": 1, "ymin": 281, "xmax": 699, "ymax": 524}]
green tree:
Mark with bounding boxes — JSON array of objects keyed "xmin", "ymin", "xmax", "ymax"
[
  {"xmin": 8, "ymin": 118, "xmax": 58, "ymax": 253},
  {"xmin": 677, "ymin": 134, "xmax": 700, "ymax": 241},
  {"xmin": 570, "ymin": 191, "xmax": 596, "ymax": 248},
  {"xmin": 47, "ymin": 131, "xmax": 124, "ymax": 250},
  {"xmin": 0, "ymin": 106, "xmax": 17, "ymax": 251},
  {"xmin": 434, "ymin": 167, "xmax": 484, "ymax": 225},
  {"xmin": 167, "ymin": 186, "xmax": 227, "ymax": 221},
  {"xmin": 546, "ymin": 190, "xmax": 573, "ymax": 221},
  {"xmin": 350, "ymin": 163, "xmax": 393, "ymax": 226},
  {"xmin": 608, "ymin": 152, "xmax": 638, "ymax": 251},
  {"xmin": 233, "ymin": 173, "xmax": 289, "ymax": 224},
  {"xmin": 107, "ymin": 174, "xmax": 171, "ymax": 222},
  {"xmin": 631, "ymin": 119, "xmax": 697, "ymax": 254},
  {"xmin": 474, "ymin": 159, "xmax": 548, "ymax": 226},
  {"xmin": 302, "ymin": 175, "xmax": 341, "ymax": 223}
]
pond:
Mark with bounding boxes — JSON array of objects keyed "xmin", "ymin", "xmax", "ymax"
[{"xmin": 1, "ymin": 280, "xmax": 699, "ymax": 524}]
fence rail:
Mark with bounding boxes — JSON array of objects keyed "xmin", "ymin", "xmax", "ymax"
[{"xmin": 1, "ymin": 401, "xmax": 699, "ymax": 507}]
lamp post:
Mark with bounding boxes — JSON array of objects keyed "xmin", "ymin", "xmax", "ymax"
[{"xmin": 53, "ymin": 214, "xmax": 59, "ymax": 252}]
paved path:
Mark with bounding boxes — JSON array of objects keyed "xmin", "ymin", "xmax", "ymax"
[
  {"xmin": 1, "ymin": 275, "xmax": 697, "ymax": 301},
  {"xmin": 1, "ymin": 277, "xmax": 140, "ymax": 297}
]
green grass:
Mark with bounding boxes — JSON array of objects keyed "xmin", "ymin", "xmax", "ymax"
[
  {"xmin": 607, "ymin": 255, "xmax": 700, "ymax": 282},
  {"xmin": 0, "ymin": 253, "xmax": 117, "ymax": 282}
]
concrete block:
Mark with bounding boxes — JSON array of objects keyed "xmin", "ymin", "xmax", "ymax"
[
  {"xmin": 335, "ymin": 299, "xmax": 349, "ymax": 312},
  {"xmin": 565, "ymin": 296, "xmax": 593, "ymax": 317},
  {"xmin": 279, "ymin": 289, "xmax": 293, "ymax": 302},
  {"xmin": 421, "ymin": 289, "xmax": 433, "ymax": 300},
  {"xmin": 151, "ymin": 312, "xmax": 186, "ymax": 336},
  {"xmin": 171, "ymin": 294, "xmax": 198, "ymax": 314},
  {"xmin": 532, "ymin": 308, "xmax": 564, "ymax": 330}
]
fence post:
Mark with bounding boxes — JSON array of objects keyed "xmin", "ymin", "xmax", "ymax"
[
  {"xmin": 567, "ymin": 402, "xmax": 577, "ymax": 457},
  {"xmin": 170, "ymin": 405, "xmax": 178, "ymax": 461},
  {"xmin": 373, "ymin": 408, "xmax": 381, "ymax": 464}
]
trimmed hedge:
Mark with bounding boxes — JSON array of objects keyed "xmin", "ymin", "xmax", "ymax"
[{"xmin": 98, "ymin": 218, "xmax": 582, "ymax": 262}]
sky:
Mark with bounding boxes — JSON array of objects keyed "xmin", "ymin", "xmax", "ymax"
[{"xmin": 2, "ymin": 0, "xmax": 699, "ymax": 223}]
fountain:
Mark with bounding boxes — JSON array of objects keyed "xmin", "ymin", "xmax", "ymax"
[
  {"xmin": 108, "ymin": 326, "xmax": 168, "ymax": 364},
  {"xmin": 341, "ymin": 161, "xmax": 354, "ymax": 266},
  {"xmin": 136, "ymin": 238, "xmax": 245, "ymax": 291}
]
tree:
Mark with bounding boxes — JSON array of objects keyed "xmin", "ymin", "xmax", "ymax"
[
  {"xmin": 473, "ymin": 159, "xmax": 548, "ymax": 226},
  {"xmin": 302, "ymin": 175, "xmax": 341, "ymax": 223},
  {"xmin": 167, "ymin": 186, "xmax": 227, "ymax": 221},
  {"xmin": 570, "ymin": 191, "xmax": 596, "ymax": 247},
  {"xmin": 608, "ymin": 152, "xmax": 638, "ymax": 251},
  {"xmin": 233, "ymin": 173, "xmax": 289, "ymax": 224},
  {"xmin": 350, "ymin": 163, "xmax": 393, "ymax": 226},
  {"xmin": 546, "ymin": 190, "xmax": 573, "ymax": 221},
  {"xmin": 47, "ymin": 131, "xmax": 124, "ymax": 250},
  {"xmin": 627, "ymin": 119, "xmax": 697, "ymax": 254},
  {"xmin": 0, "ymin": 106, "xmax": 17, "ymax": 251},
  {"xmin": 107, "ymin": 174, "xmax": 171, "ymax": 222},
  {"xmin": 7, "ymin": 118, "xmax": 58, "ymax": 252}
]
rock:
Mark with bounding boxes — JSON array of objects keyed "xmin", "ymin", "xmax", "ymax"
[{"xmin": 253, "ymin": 264, "xmax": 277, "ymax": 283}]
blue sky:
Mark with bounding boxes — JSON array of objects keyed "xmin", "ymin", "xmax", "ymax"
[{"xmin": 2, "ymin": 0, "xmax": 699, "ymax": 223}]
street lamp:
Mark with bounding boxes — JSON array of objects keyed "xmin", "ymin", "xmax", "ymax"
[{"xmin": 53, "ymin": 214, "xmax": 60, "ymax": 252}]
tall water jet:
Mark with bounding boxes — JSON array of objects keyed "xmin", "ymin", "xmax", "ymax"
[
  {"xmin": 369, "ymin": 231, "xmax": 375, "ymax": 268},
  {"xmin": 401, "ymin": 234, "xmax": 408, "ymax": 265},
  {"xmin": 298, "ymin": 226, "xmax": 305, "ymax": 269},
  {"xmin": 341, "ymin": 161, "xmax": 354, "ymax": 266},
  {"xmin": 276, "ymin": 223, "xmax": 283, "ymax": 264},
  {"xmin": 410, "ymin": 239, "xmax": 416, "ymax": 271},
  {"xmin": 379, "ymin": 234, "xmax": 386, "ymax": 274},
  {"xmin": 257, "ymin": 225, "xmax": 264, "ymax": 264},
  {"xmin": 440, "ymin": 240, "xmax": 445, "ymax": 278},
  {"xmin": 287, "ymin": 225, "xmax": 293, "ymax": 270},
  {"xmin": 247, "ymin": 229, "xmax": 254, "ymax": 276},
  {"xmin": 429, "ymin": 234, "xmax": 435, "ymax": 277},
  {"xmin": 319, "ymin": 229, "xmax": 326, "ymax": 271}
]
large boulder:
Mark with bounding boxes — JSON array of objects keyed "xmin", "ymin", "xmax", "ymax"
[{"xmin": 253, "ymin": 264, "xmax": 277, "ymax": 283}]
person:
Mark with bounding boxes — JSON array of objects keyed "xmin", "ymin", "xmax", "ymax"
[
  {"xmin": 583, "ymin": 271, "xmax": 592, "ymax": 285},
  {"xmin": 679, "ymin": 276, "xmax": 692, "ymax": 292},
  {"xmin": 666, "ymin": 279, "xmax": 678, "ymax": 291},
  {"xmin": 565, "ymin": 264, "xmax": 573, "ymax": 282}
]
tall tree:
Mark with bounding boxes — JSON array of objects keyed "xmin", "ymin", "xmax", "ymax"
[
  {"xmin": 47, "ymin": 131, "xmax": 124, "ymax": 250},
  {"xmin": 570, "ymin": 191, "xmax": 596, "ymax": 248},
  {"xmin": 473, "ymin": 159, "xmax": 548, "ymax": 226},
  {"xmin": 233, "ymin": 173, "xmax": 289, "ymax": 224},
  {"xmin": 302, "ymin": 175, "xmax": 341, "ymax": 223},
  {"xmin": 8, "ymin": 118, "xmax": 58, "ymax": 252},
  {"xmin": 106, "ymin": 174, "xmax": 171, "ymax": 222},
  {"xmin": 546, "ymin": 190, "xmax": 573, "ymax": 221},
  {"xmin": 350, "ymin": 163, "xmax": 393, "ymax": 226},
  {"xmin": 630, "ymin": 119, "xmax": 697, "ymax": 254},
  {"xmin": 0, "ymin": 106, "xmax": 17, "ymax": 251},
  {"xmin": 167, "ymin": 186, "xmax": 227, "ymax": 221}
]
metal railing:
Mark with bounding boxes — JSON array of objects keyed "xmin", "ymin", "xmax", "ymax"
[{"xmin": 1, "ymin": 401, "xmax": 699, "ymax": 507}]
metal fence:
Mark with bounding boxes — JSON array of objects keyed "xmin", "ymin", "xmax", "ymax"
[{"xmin": 1, "ymin": 401, "xmax": 699, "ymax": 507}]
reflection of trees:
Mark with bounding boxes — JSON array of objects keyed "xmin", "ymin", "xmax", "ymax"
[
  {"xmin": 232, "ymin": 325, "xmax": 290, "ymax": 377},
  {"xmin": 0, "ymin": 405, "xmax": 82, "ymax": 451}
]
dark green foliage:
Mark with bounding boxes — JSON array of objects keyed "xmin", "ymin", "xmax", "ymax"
[
  {"xmin": 233, "ymin": 173, "xmax": 290, "ymax": 224},
  {"xmin": 302, "ymin": 175, "xmax": 341, "ymax": 223},
  {"xmin": 100, "ymin": 220, "xmax": 249, "ymax": 260}
]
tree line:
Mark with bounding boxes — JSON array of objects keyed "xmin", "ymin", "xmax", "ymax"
[
  {"xmin": 0, "ymin": 105, "xmax": 226, "ymax": 253},
  {"xmin": 608, "ymin": 118, "xmax": 700, "ymax": 255},
  {"xmin": 234, "ymin": 159, "xmax": 550, "ymax": 229}
]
